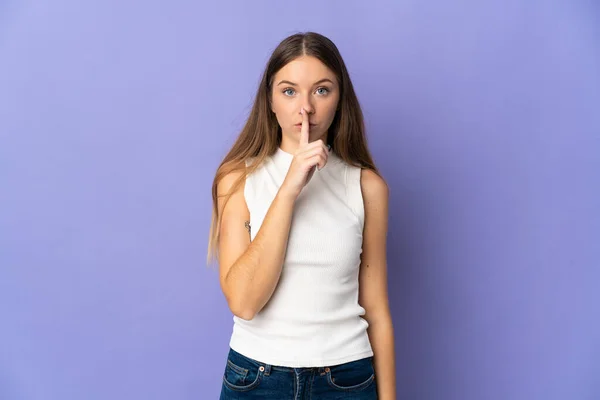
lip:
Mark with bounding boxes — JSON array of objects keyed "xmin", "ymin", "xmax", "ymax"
[{"xmin": 295, "ymin": 123, "xmax": 317, "ymax": 127}]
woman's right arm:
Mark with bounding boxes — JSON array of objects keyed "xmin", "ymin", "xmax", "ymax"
[
  {"xmin": 217, "ymin": 170, "xmax": 297, "ymax": 321},
  {"xmin": 218, "ymin": 107, "xmax": 329, "ymax": 320}
]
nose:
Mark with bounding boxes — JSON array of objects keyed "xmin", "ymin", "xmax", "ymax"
[{"xmin": 300, "ymin": 95, "xmax": 315, "ymax": 115}]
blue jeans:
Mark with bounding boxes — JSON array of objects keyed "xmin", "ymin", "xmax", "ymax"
[{"xmin": 219, "ymin": 348, "xmax": 378, "ymax": 399}]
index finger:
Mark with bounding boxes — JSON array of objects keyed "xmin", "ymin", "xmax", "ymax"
[{"xmin": 300, "ymin": 108, "xmax": 309, "ymax": 146}]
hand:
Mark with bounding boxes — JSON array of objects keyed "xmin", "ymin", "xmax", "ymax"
[{"xmin": 280, "ymin": 107, "xmax": 330, "ymax": 199}]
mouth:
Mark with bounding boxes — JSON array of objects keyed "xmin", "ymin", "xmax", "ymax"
[{"xmin": 295, "ymin": 123, "xmax": 317, "ymax": 127}]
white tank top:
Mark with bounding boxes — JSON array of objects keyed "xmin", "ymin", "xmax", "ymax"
[{"xmin": 228, "ymin": 146, "xmax": 374, "ymax": 367}]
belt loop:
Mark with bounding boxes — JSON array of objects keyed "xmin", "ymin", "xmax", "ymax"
[{"xmin": 263, "ymin": 363, "xmax": 272, "ymax": 376}]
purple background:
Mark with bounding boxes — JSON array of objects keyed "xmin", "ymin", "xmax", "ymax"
[{"xmin": 1, "ymin": 1, "xmax": 599, "ymax": 399}]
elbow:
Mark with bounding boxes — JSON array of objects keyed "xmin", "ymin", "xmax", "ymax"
[
  {"xmin": 222, "ymin": 278, "xmax": 259, "ymax": 320},
  {"xmin": 228, "ymin": 298, "xmax": 258, "ymax": 321},
  {"xmin": 234, "ymin": 308, "xmax": 257, "ymax": 321},
  {"xmin": 222, "ymin": 280, "xmax": 257, "ymax": 320}
]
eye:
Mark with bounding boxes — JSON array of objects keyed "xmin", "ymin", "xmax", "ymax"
[
  {"xmin": 283, "ymin": 88, "xmax": 295, "ymax": 96},
  {"xmin": 316, "ymin": 87, "xmax": 330, "ymax": 95}
]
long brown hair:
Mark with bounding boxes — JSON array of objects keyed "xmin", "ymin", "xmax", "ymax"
[{"xmin": 207, "ymin": 31, "xmax": 379, "ymax": 264}]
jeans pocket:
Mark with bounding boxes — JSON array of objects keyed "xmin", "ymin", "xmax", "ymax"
[
  {"xmin": 326, "ymin": 357, "xmax": 375, "ymax": 392},
  {"xmin": 222, "ymin": 350, "xmax": 265, "ymax": 392}
]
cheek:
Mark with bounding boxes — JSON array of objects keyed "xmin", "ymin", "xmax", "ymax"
[
  {"xmin": 322, "ymin": 100, "xmax": 339, "ymax": 121},
  {"xmin": 272, "ymin": 96, "xmax": 288, "ymax": 113},
  {"xmin": 323, "ymin": 93, "xmax": 339, "ymax": 112},
  {"xmin": 272, "ymin": 99, "xmax": 296, "ymax": 123}
]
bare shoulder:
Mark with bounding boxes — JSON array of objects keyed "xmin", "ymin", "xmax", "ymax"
[
  {"xmin": 217, "ymin": 165, "xmax": 246, "ymax": 198},
  {"xmin": 360, "ymin": 168, "xmax": 389, "ymax": 206},
  {"xmin": 216, "ymin": 164, "xmax": 249, "ymax": 221}
]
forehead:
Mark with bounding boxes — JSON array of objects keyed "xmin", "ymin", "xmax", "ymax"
[{"xmin": 274, "ymin": 56, "xmax": 336, "ymax": 84}]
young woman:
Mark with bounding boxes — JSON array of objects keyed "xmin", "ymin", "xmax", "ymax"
[{"xmin": 208, "ymin": 32, "xmax": 396, "ymax": 399}]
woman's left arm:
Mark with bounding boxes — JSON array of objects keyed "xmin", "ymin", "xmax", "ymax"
[{"xmin": 359, "ymin": 168, "xmax": 396, "ymax": 400}]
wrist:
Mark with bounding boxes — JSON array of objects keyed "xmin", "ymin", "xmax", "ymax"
[{"xmin": 277, "ymin": 184, "xmax": 299, "ymax": 203}]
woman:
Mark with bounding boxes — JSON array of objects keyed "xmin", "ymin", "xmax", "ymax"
[{"xmin": 208, "ymin": 32, "xmax": 396, "ymax": 399}]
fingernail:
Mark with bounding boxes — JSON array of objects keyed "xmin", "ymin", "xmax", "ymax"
[{"xmin": 300, "ymin": 108, "xmax": 304, "ymax": 115}]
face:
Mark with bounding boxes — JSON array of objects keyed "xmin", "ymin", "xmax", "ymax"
[{"xmin": 270, "ymin": 56, "xmax": 340, "ymax": 150}]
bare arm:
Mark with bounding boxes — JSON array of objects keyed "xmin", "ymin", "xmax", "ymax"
[
  {"xmin": 218, "ymin": 170, "xmax": 296, "ymax": 320},
  {"xmin": 218, "ymin": 107, "xmax": 330, "ymax": 320},
  {"xmin": 358, "ymin": 169, "xmax": 396, "ymax": 400}
]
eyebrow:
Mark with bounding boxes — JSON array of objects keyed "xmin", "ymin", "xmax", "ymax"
[{"xmin": 277, "ymin": 78, "xmax": 335, "ymax": 86}]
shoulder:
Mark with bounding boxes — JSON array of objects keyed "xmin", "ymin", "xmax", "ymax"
[
  {"xmin": 217, "ymin": 164, "xmax": 246, "ymax": 197},
  {"xmin": 360, "ymin": 169, "xmax": 389, "ymax": 234},
  {"xmin": 360, "ymin": 169, "xmax": 389, "ymax": 204}
]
